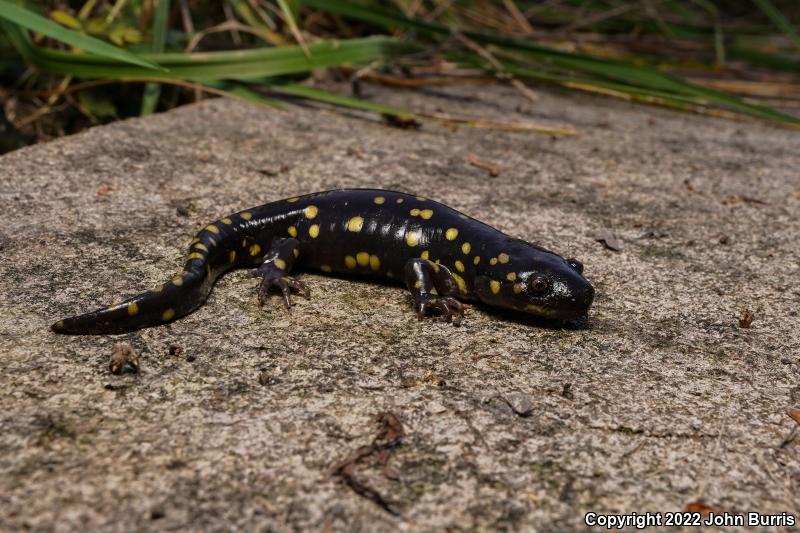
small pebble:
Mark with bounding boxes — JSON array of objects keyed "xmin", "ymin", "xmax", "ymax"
[{"xmin": 505, "ymin": 392, "xmax": 535, "ymax": 417}]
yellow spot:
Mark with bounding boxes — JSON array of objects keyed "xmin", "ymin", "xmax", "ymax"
[
  {"xmin": 406, "ymin": 230, "xmax": 420, "ymax": 247},
  {"xmin": 490, "ymin": 280, "xmax": 501, "ymax": 294},
  {"xmin": 506, "ymin": 272, "xmax": 517, "ymax": 281},
  {"xmin": 305, "ymin": 205, "xmax": 318, "ymax": 219},
  {"xmin": 420, "ymin": 250, "xmax": 429, "ymax": 260},
  {"xmin": 452, "ymin": 273, "xmax": 467, "ymax": 294},
  {"xmin": 416, "ymin": 196, "xmax": 426, "ymax": 201},
  {"xmin": 249, "ymin": 244, "xmax": 262, "ymax": 257},
  {"xmin": 242, "ymin": 239, "xmax": 248, "ymax": 248},
  {"xmin": 321, "ymin": 265, "xmax": 332, "ymax": 273},
  {"xmin": 374, "ymin": 196, "xmax": 386, "ymax": 205},
  {"xmin": 445, "ymin": 228, "xmax": 458, "ymax": 241},
  {"xmin": 187, "ymin": 253, "xmax": 204, "ymax": 260},
  {"xmin": 347, "ymin": 216, "xmax": 364, "ymax": 232},
  {"xmin": 498, "ymin": 253, "xmax": 510, "ymax": 264},
  {"xmin": 287, "ymin": 197, "xmax": 299, "ymax": 203},
  {"xmin": 190, "ymin": 238, "xmax": 199, "ymax": 245},
  {"xmin": 293, "ymin": 248, "xmax": 299, "ymax": 258},
  {"xmin": 55, "ymin": 320, "xmax": 65, "ymax": 329},
  {"xmin": 396, "ymin": 198, "xmax": 404, "ymax": 204},
  {"xmin": 288, "ymin": 226, "xmax": 298, "ymax": 237},
  {"xmin": 490, "ymin": 257, "xmax": 498, "ymax": 266},
  {"xmin": 356, "ymin": 252, "xmax": 370, "ymax": 267},
  {"xmin": 455, "ymin": 260, "xmax": 465, "ymax": 272},
  {"xmin": 345, "ymin": 256, "xmax": 357, "ymax": 269},
  {"xmin": 414, "ymin": 280, "xmax": 422, "ymax": 289},
  {"xmin": 275, "ymin": 258, "xmax": 287, "ymax": 270},
  {"xmin": 206, "ymin": 224, "xmax": 219, "ymax": 234},
  {"xmin": 171, "ymin": 276, "xmax": 183, "ymax": 287},
  {"xmin": 194, "ymin": 243, "xmax": 208, "ymax": 252},
  {"xmin": 473, "ymin": 256, "xmax": 481, "ymax": 265},
  {"xmin": 431, "ymin": 288, "xmax": 438, "ymax": 295},
  {"xmin": 127, "ymin": 303, "xmax": 139, "ymax": 316},
  {"xmin": 240, "ymin": 212, "xmax": 252, "ymax": 220},
  {"xmin": 420, "ymin": 209, "xmax": 433, "ymax": 220},
  {"xmin": 461, "ymin": 242, "xmax": 471, "ymax": 255},
  {"xmin": 513, "ymin": 283, "xmax": 522, "ymax": 294},
  {"xmin": 410, "ymin": 208, "xmax": 421, "ymax": 217},
  {"xmin": 208, "ymin": 238, "xmax": 216, "ymax": 247},
  {"xmin": 369, "ymin": 255, "xmax": 381, "ymax": 271},
  {"xmin": 162, "ymin": 308, "xmax": 175, "ymax": 321},
  {"xmin": 221, "ymin": 218, "xmax": 232, "ymax": 225},
  {"xmin": 459, "ymin": 214, "xmax": 468, "ymax": 220},
  {"xmin": 229, "ymin": 250, "xmax": 236, "ymax": 264},
  {"xmin": 309, "ymin": 224, "xmax": 320, "ymax": 238}
]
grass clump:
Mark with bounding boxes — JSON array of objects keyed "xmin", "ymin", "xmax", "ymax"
[{"xmin": 1, "ymin": 1, "xmax": 798, "ymax": 150}]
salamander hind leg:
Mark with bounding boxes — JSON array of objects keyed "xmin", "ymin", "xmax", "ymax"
[
  {"xmin": 251, "ymin": 237, "xmax": 310, "ymax": 308},
  {"xmin": 404, "ymin": 258, "xmax": 465, "ymax": 325}
]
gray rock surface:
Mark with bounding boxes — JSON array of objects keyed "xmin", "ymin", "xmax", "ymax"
[{"xmin": 1, "ymin": 83, "xmax": 798, "ymax": 532}]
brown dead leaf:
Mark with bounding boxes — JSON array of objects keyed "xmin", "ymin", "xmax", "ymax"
[
  {"xmin": 685, "ymin": 501, "xmax": 722, "ymax": 515},
  {"xmin": 109, "ymin": 343, "xmax": 139, "ymax": 375},
  {"xmin": 381, "ymin": 114, "xmax": 421, "ymax": 130},
  {"xmin": 787, "ymin": 407, "xmax": 800, "ymax": 425},
  {"xmin": 738, "ymin": 307, "xmax": 755, "ymax": 328}
]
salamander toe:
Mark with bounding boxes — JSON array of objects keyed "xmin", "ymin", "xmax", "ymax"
[{"xmin": 253, "ymin": 271, "xmax": 310, "ymax": 309}]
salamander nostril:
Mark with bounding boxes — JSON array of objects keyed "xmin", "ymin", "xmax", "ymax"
[{"xmin": 566, "ymin": 258, "xmax": 583, "ymax": 274}]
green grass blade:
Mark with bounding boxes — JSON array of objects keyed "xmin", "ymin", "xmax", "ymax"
[
  {"xmin": 33, "ymin": 35, "xmax": 411, "ymax": 66},
  {"xmin": 140, "ymin": 0, "xmax": 170, "ymax": 115},
  {"xmin": 198, "ymin": 80, "xmax": 283, "ymax": 108},
  {"xmin": 25, "ymin": 37, "xmax": 411, "ymax": 80},
  {"xmin": 0, "ymin": 19, "xmax": 34, "ymax": 64},
  {"xmin": 729, "ymin": 47, "xmax": 800, "ymax": 73},
  {"xmin": 269, "ymin": 83, "xmax": 414, "ymax": 117},
  {"xmin": 276, "ymin": 0, "xmax": 310, "ymax": 57},
  {"xmin": 0, "ymin": 0, "xmax": 163, "ymax": 70},
  {"xmin": 302, "ymin": 0, "xmax": 798, "ymax": 125},
  {"xmin": 751, "ymin": 0, "xmax": 800, "ymax": 51}
]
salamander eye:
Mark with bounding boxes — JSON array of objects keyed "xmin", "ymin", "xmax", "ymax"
[
  {"xmin": 566, "ymin": 258, "xmax": 583, "ymax": 274},
  {"xmin": 529, "ymin": 276, "xmax": 549, "ymax": 295}
]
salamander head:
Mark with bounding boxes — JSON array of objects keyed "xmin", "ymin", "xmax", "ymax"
[{"xmin": 475, "ymin": 249, "xmax": 594, "ymax": 320}]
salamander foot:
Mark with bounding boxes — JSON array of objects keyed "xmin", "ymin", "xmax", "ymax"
[
  {"xmin": 415, "ymin": 295, "xmax": 464, "ymax": 326},
  {"xmin": 252, "ymin": 271, "xmax": 310, "ymax": 309}
]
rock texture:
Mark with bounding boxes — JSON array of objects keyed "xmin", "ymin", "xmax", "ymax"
[{"xmin": 0, "ymin": 83, "xmax": 798, "ymax": 532}]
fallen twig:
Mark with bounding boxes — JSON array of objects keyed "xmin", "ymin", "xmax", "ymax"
[
  {"xmin": 467, "ymin": 153, "xmax": 503, "ymax": 177},
  {"xmin": 332, "ymin": 412, "xmax": 404, "ymax": 516}
]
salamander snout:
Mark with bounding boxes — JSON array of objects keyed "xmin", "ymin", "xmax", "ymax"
[{"xmin": 566, "ymin": 258, "xmax": 583, "ymax": 274}]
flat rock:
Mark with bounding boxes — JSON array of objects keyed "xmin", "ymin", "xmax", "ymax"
[{"xmin": 0, "ymin": 83, "xmax": 798, "ymax": 531}]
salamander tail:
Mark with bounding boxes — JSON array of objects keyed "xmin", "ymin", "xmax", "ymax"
[{"xmin": 51, "ymin": 270, "xmax": 211, "ymax": 335}]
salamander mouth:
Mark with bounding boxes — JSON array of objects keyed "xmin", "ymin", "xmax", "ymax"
[
  {"xmin": 524, "ymin": 303, "xmax": 590, "ymax": 320},
  {"xmin": 522, "ymin": 283, "xmax": 594, "ymax": 320}
]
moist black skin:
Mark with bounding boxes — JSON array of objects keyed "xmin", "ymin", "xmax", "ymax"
[{"xmin": 51, "ymin": 188, "xmax": 595, "ymax": 334}]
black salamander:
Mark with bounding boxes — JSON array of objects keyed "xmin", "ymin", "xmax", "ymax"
[{"xmin": 52, "ymin": 189, "xmax": 594, "ymax": 334}]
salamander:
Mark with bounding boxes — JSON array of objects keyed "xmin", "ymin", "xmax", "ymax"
[{"xmin": 51, "ymin": 189, "xmax": 594, "ymax": 334}]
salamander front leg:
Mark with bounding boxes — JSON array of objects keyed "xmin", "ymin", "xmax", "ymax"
[
  {"xmin": 251, "ymin": 237, "xmax": 310, "ymax": 308},
  {"xmin": 404, "ymin": 258, "xmax": 464, "ymax": 325}
]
